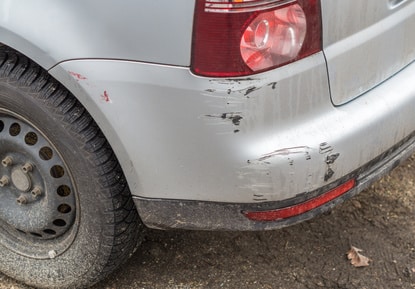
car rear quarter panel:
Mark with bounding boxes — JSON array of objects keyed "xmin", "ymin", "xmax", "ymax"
[{"xmin": 0, "ymin": 0, "xmax": 195, "ymax": 69}]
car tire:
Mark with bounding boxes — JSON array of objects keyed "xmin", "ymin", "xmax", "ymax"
[{"xmin": 0, "ymin": 47, "xmax": 143, "ymax": 288}]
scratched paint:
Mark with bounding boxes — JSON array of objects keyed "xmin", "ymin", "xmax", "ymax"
[
  {"xmin": 203, "ymin": 112, "xmax": 243, "ymax": 126},
  {"xmin": 101, "ymin": 90, "xmax": 112, "ymax": 103},
  {"xmin": 324, "ymin": 153, "xmax": 341, "ymax": 181},
  {"xmin": 241, "ymin": 142, "xmax": 343, "ymax": 202},
  {"xmin": 68, "ymin": 71, "xmax": 87, "ymax": 81},
  {"xmin": 251, "ymin": 146, "xmax": 312, "ymax": 163},
  {"xmin": 326, "ymin": 153, "xmax": 340, "ymax": 164},
  {"xmin": 319, "ymin": 142, "xmax": 340, "ymax": 182},
  {"xmin": 268, "ymin": 82, "xmax": 277, "ymax": 89},
  {"xmin": 244, "ymin": 86, "xmax": 260, "ymax": 97},
  {"xmin": 206, "ymin": 75, "xmax": 336, "ymax": 195},
  {"xmin": 201, "ymin": 80, "xmax": 277, "ymax": 134},
  {"xmin": 206, "ymin": 78, "xmax": 272, "ymax": 99}
]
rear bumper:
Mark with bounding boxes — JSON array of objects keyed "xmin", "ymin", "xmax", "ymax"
[
  {"xmin": 135, "ymin": 132, "xmax": 415, "ymax": 230},
  {"xmin": 49, "ymin": 53, "xmax": 415, "ymax": 230}
]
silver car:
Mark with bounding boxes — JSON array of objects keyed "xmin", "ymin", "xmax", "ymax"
[{"xmin": 0, "ymin": 0, "xmax": 414, "ymax": 288}]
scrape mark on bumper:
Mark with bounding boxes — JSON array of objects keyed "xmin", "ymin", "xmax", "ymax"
[
  {"xmin": 203, "ymin": 112, "xmax": 244, "ymax": 126},
  {"xmin": 247, "ymin": 146, "xmax": 312, "ymax": 164}
]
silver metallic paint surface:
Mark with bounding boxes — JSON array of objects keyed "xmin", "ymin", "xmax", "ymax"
[
  {"xmin": 1, "ymin": 0, "xmax": 414, "ymax": 206},
  {"xmin": 50, "ymin": 54, "xmax": 415, "ymax": 203},
  {"xmin": 321, "ymin": 0, "xmax": 415, "ymax": 105},
  {"xmin": 0, "ymin": 0, "xmax": 195, "ymax": 69}
]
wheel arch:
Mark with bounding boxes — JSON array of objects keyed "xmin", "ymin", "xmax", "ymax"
[
  {"xmin": 0, "ymin": 42, "xmax": 144, "ymax": 206},
  {"xmin": 47, "ymin": 62, "xmax": 145, "ymax": 199},
  {"xmin": 0, "ymin": 46, "xmax": 143, "ymax": 288},
  {"xmin": 0, "ymin": 0, "xmax": 194, "ymax": 203},
  {"xmin": 0, "ymin": 31, "xmax": 57, "ymax": 70}
]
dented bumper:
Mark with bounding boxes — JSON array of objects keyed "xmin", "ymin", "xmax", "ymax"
[
  {"xmin": 49, "ymin": 53, "xmax": 415, "ymax": 230},
  {"xmin": 135, "ymin": 132, "xmax": 415, "ymax": 230}
]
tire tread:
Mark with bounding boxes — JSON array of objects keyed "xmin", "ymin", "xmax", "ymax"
[{"xmin": 0, "ymin": 47, "xmax": 142, "ymax": 288}]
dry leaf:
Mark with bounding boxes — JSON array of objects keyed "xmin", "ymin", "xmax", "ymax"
[
  {"xmin": 351, "ymin": 200, "xmax": 362, "ymax": 209},
  {"xmin": 347, "ymin": 246, "xmax": 371, "ymax": 267}
]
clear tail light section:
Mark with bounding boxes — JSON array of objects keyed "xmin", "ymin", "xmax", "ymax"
[
  {"xmin": 240, "ymin": 4, "xmax": 307, "ymax": 71},
  {"xmin": 192, "ymin": 0, "xmax": 322, "ymax": 77}
]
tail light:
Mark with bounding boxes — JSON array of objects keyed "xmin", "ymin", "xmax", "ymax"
[{"xmin": 191, "ymin": 0, "xmax": 322, "ymax": 77}]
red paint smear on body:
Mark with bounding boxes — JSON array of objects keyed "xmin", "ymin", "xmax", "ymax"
[
  {"xmin": 101, "ymin": 90, "xmax": 111, "ymax": 103},
  {"xmin": 68, "ymin": 71, "xmax": 87, "ymax": 80}
]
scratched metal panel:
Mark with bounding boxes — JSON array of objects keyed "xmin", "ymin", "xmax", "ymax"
[
  {"xmin": 321, "ymin": 0, "xmax": 415, "ymax": 105},
  {"xmin": 0, "ymin": 0, "xmax": 194, "ymax": 69},
  {"xmin": 51, "ymin": 54, "xmax": 415, "ymax": 203}
]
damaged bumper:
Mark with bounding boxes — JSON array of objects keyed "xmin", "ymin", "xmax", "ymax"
[
  {"xmin": 50, "ymin": 53, "xmax": 415, "ymax": 230},
  {"xmin": 135, "ymin": 132, "xmax": 415, "ymax": 230}
]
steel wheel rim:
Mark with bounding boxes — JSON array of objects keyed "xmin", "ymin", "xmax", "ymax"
[{"xmin": 0, "ymin": 110, "xmax": 78, "ymax": 259}]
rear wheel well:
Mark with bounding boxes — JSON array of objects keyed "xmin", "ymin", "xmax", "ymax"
[{"xmin": 0, "ymin": 44, "xmax": 144, "ymax": 288}]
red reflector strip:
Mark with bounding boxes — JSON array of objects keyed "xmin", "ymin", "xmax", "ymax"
[{"xmin": 243, "ymin": 179, "xmax": 356, "ymax": 222}]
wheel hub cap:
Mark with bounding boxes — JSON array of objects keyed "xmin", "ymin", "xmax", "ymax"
[{"xmin": 11, "ymin": 167, "xmax": 32, "ymax": 192}]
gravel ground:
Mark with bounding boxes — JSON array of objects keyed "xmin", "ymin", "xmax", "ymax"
[{"xmin": 1, "ymin": 155, "xmax": 415, "ymax": 289}]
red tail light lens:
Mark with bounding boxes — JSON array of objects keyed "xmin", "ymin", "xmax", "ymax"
[{"xmin": 192, "ymin": 0, "xmax": 322, "ymax": 77}]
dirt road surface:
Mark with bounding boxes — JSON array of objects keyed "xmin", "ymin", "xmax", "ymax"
[{"xmin": 1, "ymin": 155, "xmax": 415, "ymax": 289}]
